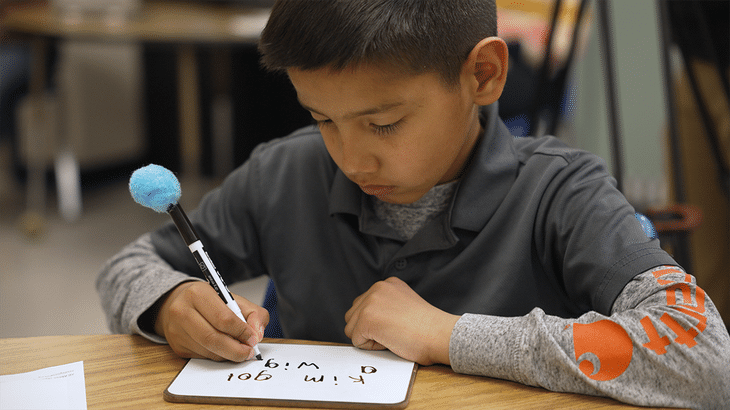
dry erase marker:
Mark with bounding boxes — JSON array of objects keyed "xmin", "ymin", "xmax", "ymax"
[
  {"xmin": 168, "ymin": 202, "xmax": 263, "ymax": 361},
  {"xmin": 129, "ymin": 164, "xmax": 263, "ymax": 360}
]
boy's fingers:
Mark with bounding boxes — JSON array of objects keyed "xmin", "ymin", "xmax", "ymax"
[
  {"xmin": 242, "ymin": 310, "xmax": 267, "ymax": 343},
  {"xmin": 353, "ymin": 338, "xmax": 386, "ymax": 351},
  {"xmin": 159, "ymin": 282, "xmax": 262, "ymax": 362},
  {"xmin": 344, "ymin": 295, "xmax": 382, "ymax": 350},
  {"xmin": 165, "ymin": 306, "xmax": 245, "ymax": 362},
  {"xmin": 233, "ymin": 294, "xmax": 270, "ymax": 341},
  {"xmin": 343, "ymin": 306, "xmax": 361, "ymax": 338},
  {"xmin": 344, "ymin": 297, "xmax": 362, "ymax": 324},
  {"xmin": 180, "ymin": 286, "xmax": 257, "ymax": 360},
  {"xmin": 173, "ymin": 335, "xmax": 228, "ymax": 362},
  {"xmin": 185, "ymin": 306, "xmax": 253, "ymax": 362}
]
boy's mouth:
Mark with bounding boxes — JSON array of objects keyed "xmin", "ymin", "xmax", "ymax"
[{"xmin": 359, "ymin": 185, "xmax": 396, "ymax": 197}]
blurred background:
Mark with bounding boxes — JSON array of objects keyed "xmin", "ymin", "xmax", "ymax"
[{"xmin": 1, "ymin": 0, "xmax": 728, "ymax": 338}]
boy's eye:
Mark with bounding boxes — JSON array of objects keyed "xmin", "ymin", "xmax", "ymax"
[
  {"xmin": 371, "ymin": 120, "xmax": 402, "ymax": 136},
  {"xmin": 315, "ymin": 118, "xmax": 333, "ymax": 127},
  {"xmin": 313, "ymin": 117, "xmax": 403, "ymax": 136}
]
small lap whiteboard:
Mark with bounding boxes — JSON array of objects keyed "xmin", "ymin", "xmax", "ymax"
[{"xmin": 164, "ymin": 343, "xmax": 418, "ymax": 409}]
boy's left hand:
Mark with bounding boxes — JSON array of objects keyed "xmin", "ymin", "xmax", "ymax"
[{"xmin": 344, "ymin": 276, "xmax": 460, "ymax": 365}]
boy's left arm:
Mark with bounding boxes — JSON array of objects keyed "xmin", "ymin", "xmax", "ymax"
[{"xmin": 449, "ymin": 265, "xmax": 730, "ymax": 408}]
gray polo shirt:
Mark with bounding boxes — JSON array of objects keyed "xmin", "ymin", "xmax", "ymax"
[{"xmin": 147, "ymin": 104, "xmax": 675, "ymax": 343}]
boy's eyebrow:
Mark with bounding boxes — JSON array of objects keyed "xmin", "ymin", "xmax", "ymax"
[{"xmin": 298, "ymin": 99, "xmax": 406, "ymax": 120}]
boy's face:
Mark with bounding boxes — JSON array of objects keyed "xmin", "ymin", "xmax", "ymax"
[{"xmin": 288, "ymin": 64, "xmax": 483, "ymax": 204}]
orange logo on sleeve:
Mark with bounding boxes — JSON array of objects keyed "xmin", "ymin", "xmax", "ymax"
[
  {"xmin": 573, "ymin": 320, "xmax": 633, "ymax": 381},
  {"xmin": 639, "ymin": 267, "xmax": 707, "ymax": 354},
  {"xmin": 571, "ymin": 266, "xmax": 708, "ymax": 382}
]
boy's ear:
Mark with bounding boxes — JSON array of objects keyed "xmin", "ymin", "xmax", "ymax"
[{"xmin": 465, "ymin": 37, "xmax": 509, "ymax": 106}]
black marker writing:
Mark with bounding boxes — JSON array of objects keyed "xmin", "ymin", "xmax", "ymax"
[
  {"xmin": 226, "ymin": 370, "xmax": 272, "ymax": 381},
  {"xmin": 255, "ymin": 370, "xmax": 273, "ymax": 381},
  {"xmin": 349, "ymin": 375, "xmax": 365, "ymax": 384},
  {"xmin": 223, "ymin": 359, "xmax": 380, "ymax": 388}
]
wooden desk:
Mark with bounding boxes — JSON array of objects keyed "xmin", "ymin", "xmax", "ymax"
[{"xmin": 0, "ymin": 335, "xmax": 676, "ymax": 409}]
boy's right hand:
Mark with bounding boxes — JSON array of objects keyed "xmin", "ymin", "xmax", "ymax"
[{"xmin": 154, "ymin": 281, "xmax": 268, "ymax": 362}]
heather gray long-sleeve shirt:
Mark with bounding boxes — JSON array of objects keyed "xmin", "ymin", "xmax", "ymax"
[{"xmin": 98, "ymin": 104, "xmax": 730, "ymax": 408}]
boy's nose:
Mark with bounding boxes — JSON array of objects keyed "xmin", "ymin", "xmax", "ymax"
[{"xmin": 339, "ymin": 133, "xmax": 378, "ymax": 177}]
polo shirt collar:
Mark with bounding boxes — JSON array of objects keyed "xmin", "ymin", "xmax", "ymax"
[
  {"xmin": 451, "ymin": 103, "xmax": 519, "ymax": 232},
  {"xmin": 328, "ymin": 102, "xmax": 519, "ymax": 234},
  {"xmin": 329, "ymin": 171, "xmax": 403, "ymax": 240},
  {"xmin": 329, "ymin": 168, "xmax": 361, "ymax": 217}
]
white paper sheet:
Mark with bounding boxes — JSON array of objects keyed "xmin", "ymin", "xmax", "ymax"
[{"xmin": 0, "ymin": 361, "xmax": 87, "ymax": 410}]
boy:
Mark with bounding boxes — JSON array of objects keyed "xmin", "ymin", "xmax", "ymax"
[{"xmin": 98, "ymin": 0, "xmax": 730, "ymax": 407}]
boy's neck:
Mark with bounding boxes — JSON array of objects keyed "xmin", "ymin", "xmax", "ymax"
[{"xmin": 441, "ymin": 118, "xmax": 484, "ymax": 185}]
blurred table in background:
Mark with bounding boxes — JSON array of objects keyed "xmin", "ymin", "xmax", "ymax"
[{"xmin": 1, "ymin": 1, "xmax": 270, "ymax": 233}]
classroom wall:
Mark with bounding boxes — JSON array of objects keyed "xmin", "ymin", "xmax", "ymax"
[{"xmin": 572, "ymin": 0, "xmax": 668, "ymax": 210}]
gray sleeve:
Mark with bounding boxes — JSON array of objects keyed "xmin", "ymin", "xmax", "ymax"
[
  {"xmin": 449, "ymin": 266, "xmax": 730, "ymax": 409},
  {"xmin": 96, "ymin": 233, "xmax": 204, "ymax": 344}
]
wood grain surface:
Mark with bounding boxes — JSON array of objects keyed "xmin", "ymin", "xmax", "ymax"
[{"xmin": 0, "ymin": 335, "xmax": 682, "ymax": 410}]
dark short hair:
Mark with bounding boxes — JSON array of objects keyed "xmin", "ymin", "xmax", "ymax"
[{"xmin": 259, "ymin": 0, "xmax": 497, "ymax": 87}]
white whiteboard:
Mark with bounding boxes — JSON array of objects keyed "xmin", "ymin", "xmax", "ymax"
[{"xmin": 164, "ymin": 343, "xmax": 418, "ymax": 408}]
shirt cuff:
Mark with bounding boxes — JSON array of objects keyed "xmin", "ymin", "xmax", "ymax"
[
  {"xmin": 126, "ymin": 271, "xmax": 205, "ymax": 344},
  {"xmin": 449, "ymin": 313, "xmax": 531, "ymax": 384}
]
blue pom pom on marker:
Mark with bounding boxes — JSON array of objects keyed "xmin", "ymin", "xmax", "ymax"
[{"xmin": 129, "ymin": 164, "xmax": 181, "ymax": 213}]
